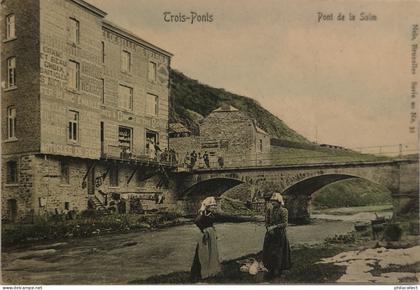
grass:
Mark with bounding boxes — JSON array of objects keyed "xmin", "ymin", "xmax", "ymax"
[
  {"xmin": 269, "ymin": 146, "xmax": 389, "ymax": 165},
  {"xmin": 129, "ymin": 243, "xmax": 355, "ymax": 284}
]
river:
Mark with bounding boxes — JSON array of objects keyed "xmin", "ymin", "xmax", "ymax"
[{"xmin": 2, "ymin": 211, "xmax": 389, "ymax": 285}]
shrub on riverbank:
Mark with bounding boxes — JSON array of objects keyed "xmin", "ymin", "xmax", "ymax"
[
  {"xmin": 2, "ymin": 211, "xmax": 181, "ymax": 248},
  {"xmin": 220, "ymin": 197, "xmax": 259, "ymax": 217}
]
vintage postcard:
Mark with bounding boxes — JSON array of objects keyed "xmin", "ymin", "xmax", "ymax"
[{"xmin": 1, "ymin": 0, "xmax": 419, "ymax": 287}]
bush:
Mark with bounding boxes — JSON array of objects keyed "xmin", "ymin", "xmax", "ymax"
[
  {"xmin": 324, "ymin": 233, "xmax": 356, "ymax": 244},
  {"xmin": 81, "ymin": 209, "xmax": 97, "ymax": 219}
]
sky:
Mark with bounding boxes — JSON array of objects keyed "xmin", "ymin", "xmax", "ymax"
[{"xmin": 89, "ymin": 0, "xmax": 419, "ymax": 154}]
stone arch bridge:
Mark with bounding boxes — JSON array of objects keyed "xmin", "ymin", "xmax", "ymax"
[{"xmin": 172, "ymin": 159, "xmax": 418, "ymax": 223}]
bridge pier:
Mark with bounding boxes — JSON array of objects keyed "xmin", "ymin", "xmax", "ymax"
[
  {"xmin": 285, "ymin": 194, "xmax": 311, "ymax": 224},
  {"xmin": 391, "ymin": 161, "xmax": 419, "ymax": 234}
]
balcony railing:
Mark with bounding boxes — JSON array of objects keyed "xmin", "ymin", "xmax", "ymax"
[{"xmin": 101, "ymin": 144, "xmax": 178, "ymax": 167}]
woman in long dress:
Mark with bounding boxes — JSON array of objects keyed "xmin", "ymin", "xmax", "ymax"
[
  {"xmin": 190, "ymin": 196, "xmax": 221, "ymax": 281},
  {"xmin": 262, "ymin": 192, "xmax": 292, "ymax": 279}
]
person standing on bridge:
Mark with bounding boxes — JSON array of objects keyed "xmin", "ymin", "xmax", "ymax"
[
  {"xmin": 190, "ymin": 196, "xmax": 221, "ymax": 282},
  {"xmin": 262, "ymin": 192, "xmax": 292, "ymax": 280}
]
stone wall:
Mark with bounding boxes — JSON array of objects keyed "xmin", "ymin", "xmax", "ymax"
[
  {"xmin": 1, "ymin": 154, "xmax": 35, "ymax": 222},
  {"xmin": 31, "ymin": 155, "xmax": 179, "ymax": 216},
  {"xmin": 32, "ymin": 155, "xmax": 89, "ymax": 216},
  {"xmin": 200, "ymin": 110, "xmax": 255, "ymax": 156},
  {"xmin": 1, "ymin": 0, "xmax": 41, "ymax": 155}
]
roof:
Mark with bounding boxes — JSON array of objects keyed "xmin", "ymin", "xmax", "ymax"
[
  {"xmin": 71, "ymin": 0, "xmax": 107, "ymax": 18},
  {"xmin": 255, "ymin": 125, "xmax": 268, "ymax": 135},
  {"xmin": 212, "ymin": 104, "xmax": 239, "ymax": 112},
  {"xmin": 209, "ymin": 105, "xmax": 270, "ymax": 135},
  {"xmin": 169, "ymin": 123, "xmax": 191, "ymax": 134},
  {"xmin": 102, "ymin": 20, "xmax": 173, "ymax": 58}
]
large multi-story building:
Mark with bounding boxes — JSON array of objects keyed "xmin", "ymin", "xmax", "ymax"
[{"xmin": 1, "ymin": 0, "xmax": 173, "ymax": 221}]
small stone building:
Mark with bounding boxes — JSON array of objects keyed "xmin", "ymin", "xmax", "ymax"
[{"xmin": 170, "ymin": 105, "xmax": 270, "ymax": 167}]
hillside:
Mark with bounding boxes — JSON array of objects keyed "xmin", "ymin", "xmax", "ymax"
[{"xmin": 169, "ymin": 70, "xmax": 309, "ymax": 143}]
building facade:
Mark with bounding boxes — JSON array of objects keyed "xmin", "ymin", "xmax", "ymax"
[
  {"xmin": 1, "ymin": 0, "xmax": 173, "ymax": 222},
  {"xmin": 170, "ymin": 105, "xmax": 271, "ymax": 168}
]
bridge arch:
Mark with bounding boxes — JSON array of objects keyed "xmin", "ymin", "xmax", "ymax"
[
  {"xmin": 180, "ymin": 177, "xmax": 247, "ymax": 215},
  {"xmin": 182, "ymin": 177, "xmax": 244, "ymax": 198},
  {"xmin": 282, "ymin": 173, "xmax": 393, "ymax": 224}
]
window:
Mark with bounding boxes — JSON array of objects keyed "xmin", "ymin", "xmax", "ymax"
[
  {"xmin": 118, "ymin": 85, "xmax": 133, "ymax": 110},
  {"xmin": 69, "ymin": 18, "xmax": 79, "ymax": 44},
  {"xmin": 121, "ymin": 50, "xmax": 131, "ymax": 72},
  {"xmin": 101, "ymin": 41, "xmax": 105, "ymax": 63},
  {"xmin": 148, "ymin": 61, "xmax": 156, "ymax": 81},
  {"xmin": 7, "ymin": 57, "xmax": 16, "ymax": 88},
  {"xmin": 146, "ymin": 93, "xmax": 159, "ymax": 116},
  {"xmin": 7, "ymin": 107, "xmax": 16, "ymax": 139},
  {"xmin": 68, "ymin": 110, "xmax": 79, "ymax": 142},
  {"xmin": 258, "ymin": 139, "xmax": 263, "ymax": 152},
  {"xmin": 6, "ymin": 161, "xmax": 17, "ymax": 184},
  {"xmin": 64, "ymin": 202, "xmax": 70, "ymax": 210},
  {"xmin": 6, "ymin": 14, "xmax": 16, "ymax": 39},
  {"xmin": 110, "ymin": 166, "xmax": 119, "ymax": 187},
  {"xmin": 101, "ymin": 78, "xmax": 105, "ymax": 104},
  {"xmin": 68, "ymin": 60, "xmax": 80, "ymax": 90},
  {"xmin": 60, "ymin": 160, "xmax": 70, "ymax": 184},
  {"xmin": 7, "ymin": 199, "xmax": 17, "ymax": 222},
  {"xmin": 118, "ymin": 126, "xmax": 132, "ymax": 151}
]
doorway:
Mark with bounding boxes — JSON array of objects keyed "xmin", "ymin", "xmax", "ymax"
[
  {"xmin": 146, "ymin": 130, "xmax": 159, "ymax": 155},
  {"xmin": 87, "ymin": 165, "xmax": 95, "ymax": 196}
]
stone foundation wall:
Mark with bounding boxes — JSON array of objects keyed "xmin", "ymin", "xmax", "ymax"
[
  {"xmin": 3, "ymin": 154, "xmax": 180, "ymax": 221},
  {"xmin": 1, "ymin": 154, "xmax": 35, "ymax": 222}
]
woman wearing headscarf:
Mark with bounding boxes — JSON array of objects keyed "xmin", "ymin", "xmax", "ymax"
[
  {"xmin": 262, "ymin": 192, "xmax": 292, "ymax": 279},
  {"xmin": 190, "ymin": 196, "xmax": 221, "ymax": 281}
]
